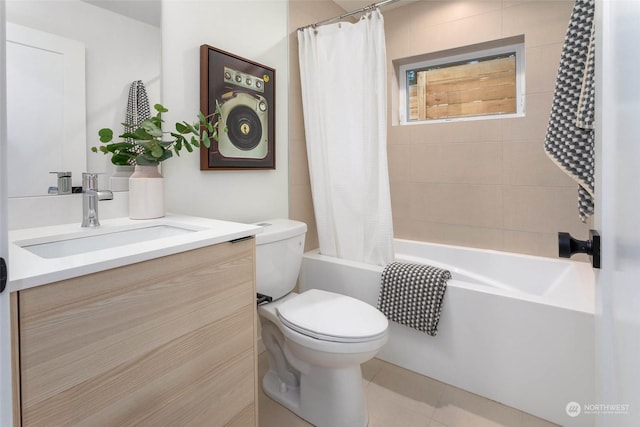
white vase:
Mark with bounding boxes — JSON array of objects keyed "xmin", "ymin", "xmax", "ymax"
[
  {"xmin": 128, "ymin": 165, "xmax": 165, "ymax": 219},
  {"xmin": 110, "ymin": 165, "xmax": 135, "ymax": 192}
]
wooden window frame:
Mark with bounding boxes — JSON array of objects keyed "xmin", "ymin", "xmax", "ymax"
[{"xmin": 399, "ymin": 42, "xmax": 525, "ymax": 125}]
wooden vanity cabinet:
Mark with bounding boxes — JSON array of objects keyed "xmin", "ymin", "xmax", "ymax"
[{"xmin": 11, "ymin": 238, "xmax": 257, "ymax": 426}]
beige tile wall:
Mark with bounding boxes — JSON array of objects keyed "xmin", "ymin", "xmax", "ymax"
[{"xmin": 289, "ymin": 0, "xmax": 591, "ymax": 259}]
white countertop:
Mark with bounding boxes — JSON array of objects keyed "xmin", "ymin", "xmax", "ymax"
[{"xmin": 8, "ymin": 214, "xmax": 262, "ymax": 292}]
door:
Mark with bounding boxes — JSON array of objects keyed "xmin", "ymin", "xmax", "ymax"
[
  {"xmin": 1, "ymin": 1, "xmax": 15, "ymax": 424},
  {"xmin": 595, "ymin": 0, "xmax": 640, "ymax": 426}
]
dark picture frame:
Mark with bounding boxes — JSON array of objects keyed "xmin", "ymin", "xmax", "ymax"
[{"xmin": 200, "ymin": 45, "xmax": 276, "ymax": 170}]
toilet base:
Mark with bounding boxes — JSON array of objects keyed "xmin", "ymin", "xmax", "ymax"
[
  {"xmin": 263, "ymin": 370, "xmax": 302, "ymax": 414},
  {"xmin": 262, "ymin": 364, "xmax": 368, "ymax": 427}
]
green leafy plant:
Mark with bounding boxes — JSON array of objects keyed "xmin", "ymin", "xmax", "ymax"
[{"xmin": 92, "ymin": 103, "xmax": 221, "ymax": 166}]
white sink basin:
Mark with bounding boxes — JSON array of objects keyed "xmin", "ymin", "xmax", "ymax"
[
  {"xmin": 18, "ymin": 224, "xmax": 198, "ymax": 259},
  {"xmin": 8, "ymin": 214, "xmax": 262, "ymax": 292}
]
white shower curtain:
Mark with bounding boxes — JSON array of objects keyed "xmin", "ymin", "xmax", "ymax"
[{"xmin": 298, "ymin": 9, "xmax": 394, "ymax": 266}]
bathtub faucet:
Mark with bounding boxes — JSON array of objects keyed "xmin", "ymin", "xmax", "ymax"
[{"xmin": 81, "ymin": 173, "xmax": 113, "ymax": 228}]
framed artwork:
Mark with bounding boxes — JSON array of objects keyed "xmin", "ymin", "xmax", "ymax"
[{"xmin": 200, "ymin": 45, "xmax": 276, "ymax": 170}]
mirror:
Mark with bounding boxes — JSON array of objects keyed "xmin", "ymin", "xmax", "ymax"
[
  {"xmin": 6, "ymin": 23, "xmax": 86, "ymax": 197},
  {"xmin": 5, "ymin": 0, "xmax": 161, "ymax": 196}
]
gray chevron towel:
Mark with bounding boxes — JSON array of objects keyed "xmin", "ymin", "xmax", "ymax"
[
  {"xmin": 125, "ymin": 80, "xmax": 151, "ymax": 163},
  {"xmin": 377, "ymin": 262, "xmax": 450, "ymax": 336},
  {"xmin": 544, "ymin": 0, "xmax": 595, "ymax": 222}
]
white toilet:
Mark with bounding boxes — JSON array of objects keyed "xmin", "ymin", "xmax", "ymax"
[{"xmin": 255, "ymin": 219, "xmax": 389, "ymax": 427}]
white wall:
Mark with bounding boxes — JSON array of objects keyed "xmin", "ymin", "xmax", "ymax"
[{"xmin": 161, "ymin": 0, "xmax": 289, "ymax": 223}]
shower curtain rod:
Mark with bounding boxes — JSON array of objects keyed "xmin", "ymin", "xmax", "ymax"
[{"xmin": 297, "ymin": 0, "xmax": 399, "ymax": 31}]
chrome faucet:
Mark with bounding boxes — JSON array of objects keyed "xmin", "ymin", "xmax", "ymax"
[{"xmin": 81, "ymin": 173, "xmax": 113, "ymax": 227}]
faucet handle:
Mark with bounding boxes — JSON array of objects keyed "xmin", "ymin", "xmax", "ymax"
[
  {"xmin": 50, "ymin": 171, "xmax": 72, "ymax": 195},
  {"xmin": 82, "ymin": 172, "xmax": 99, "ymax": 191},
  {"xmin": 50, "ymin": 171, "xmax": 72, "ymax": 178}
]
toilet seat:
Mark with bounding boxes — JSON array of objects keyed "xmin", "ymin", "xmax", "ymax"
[{"xmin": 276, "ymin": 289, "xmax": 388, "ymax": 343}]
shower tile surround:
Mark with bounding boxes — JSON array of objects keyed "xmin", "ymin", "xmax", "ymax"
[{"xmin": 289, "ymin": 0, "xmax": 592, "ymax": 259}]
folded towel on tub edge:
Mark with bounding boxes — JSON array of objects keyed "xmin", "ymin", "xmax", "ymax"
[{"xmin": 377, "ymin": 262, "xmax": 451, "ymax": 336}]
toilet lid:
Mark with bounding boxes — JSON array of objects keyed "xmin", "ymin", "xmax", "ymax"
[{"xmin": 276, "ymin": 289, "xmax": 388, "ymax": 343}]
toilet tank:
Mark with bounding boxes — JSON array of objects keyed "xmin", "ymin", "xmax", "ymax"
[{"xmin": 255, "ymin": 219, "xmax": 307, "ymax": 301}]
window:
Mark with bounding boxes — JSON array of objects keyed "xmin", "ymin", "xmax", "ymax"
[{"xmin": 398, "ymin": 40, "xmax": 525, "ymax": 124}]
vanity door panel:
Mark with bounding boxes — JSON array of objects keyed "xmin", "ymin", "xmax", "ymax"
[{"xmin": 14, "ymin": 239, "xmax": 257, "ymax": 426}]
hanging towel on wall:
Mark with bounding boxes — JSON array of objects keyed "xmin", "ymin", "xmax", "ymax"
[
  {"xmin": 377, "ymin": 262, "xmax": 451, "ymax": 336},
  {"xmin": 544, "ymin": 0, "xmax": 596, "ymax": 222},
  {"xmin": 125, "ymin": 80, "xmax": 151, "ymax": 158}
]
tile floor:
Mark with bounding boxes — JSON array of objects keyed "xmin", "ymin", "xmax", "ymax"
[{"xmin": 258, "ymin": 352, "xmax": 560, "ymax": 427}]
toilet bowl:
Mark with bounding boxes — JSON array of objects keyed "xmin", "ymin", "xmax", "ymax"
[{"xmin": 255, "ymin": 219, "xmax": 388, "ymax": 427}]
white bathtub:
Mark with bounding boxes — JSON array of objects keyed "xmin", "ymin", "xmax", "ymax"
[{"xmin": 299, "ymin": 239, "xmax": 595, "ymax": 427}]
